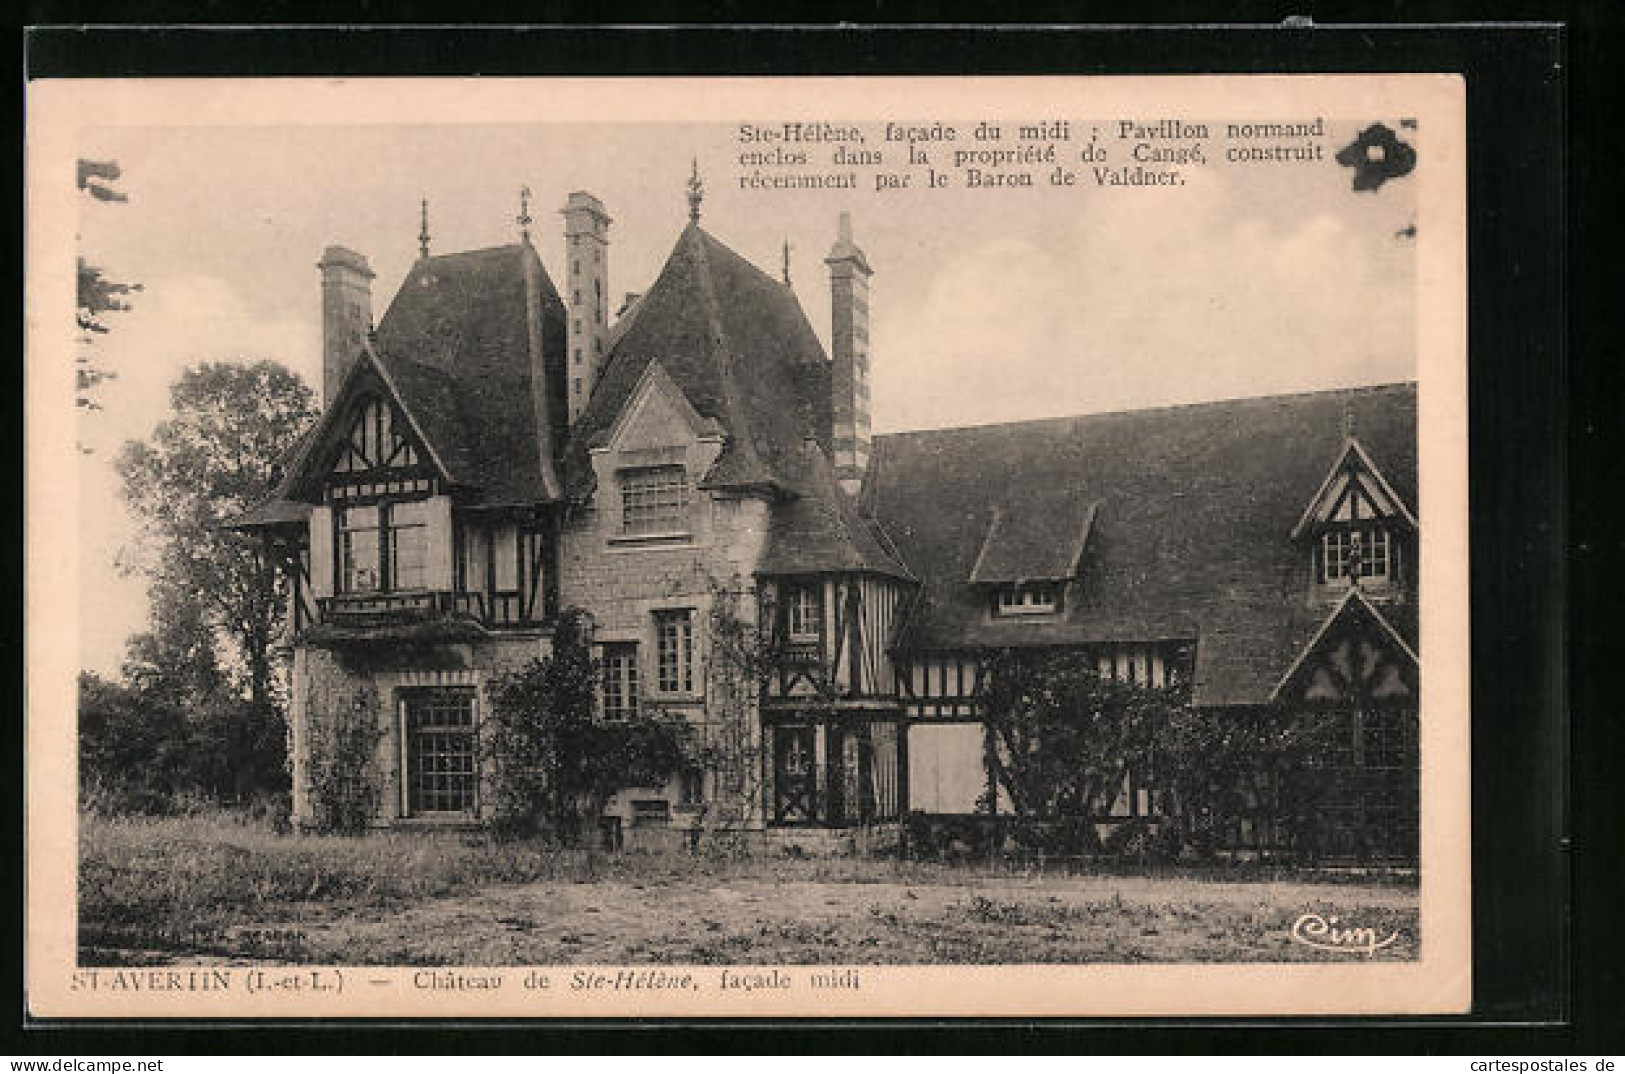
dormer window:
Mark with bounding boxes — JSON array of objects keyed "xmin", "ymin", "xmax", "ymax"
[
  {"xmin": 1319, "ymin": 524, "xmax": 1392, "ymax": 586},
  {"xmin": 1294, "ymin": 436, "xmax": 1416, "ymax": 600},
  {"xmin": 619, "ymin": 465, "xmax": 691, "ymax": 537},
  {"xmin": 995, "ymin": 581, "xmax": 1062, "ymax": 617}
]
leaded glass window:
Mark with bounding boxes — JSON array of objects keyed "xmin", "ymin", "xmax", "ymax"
[
  {"xmin": 655, "ymin": 609, "xmax": 694, "ymax": 694},
  {"xmin": 404, "ymin": 688, "xmax": 477, "ymax": 815},
  {"xmin": 619, "ymin": 466, "xmax": 691, "ymax": 536},
  {"xmin": 602, "ymin": 643, "xmax": 639, "ymax": 720}
]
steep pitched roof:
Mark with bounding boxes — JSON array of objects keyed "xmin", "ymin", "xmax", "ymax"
[
  {"xmin": 565, "ymin": 223, "xmax": 829, "ymax": 498},
  {"xmin": 226, "ymin": 425, "xmax": 317, "ymax": 530},
  {"xmin": 373, "ymin": 242, "xmax": 568, "ymax": 504},
  {"xmin": 758, "ymin": 439, "xmax": 914, "ymax": 580},
  {"xmin": 230, "ymin": 243, "xmax": 568, "ymax": 527},
  {"xmin": 866, "ymin": 382, "xmax": 1418, "ymax": 707}
]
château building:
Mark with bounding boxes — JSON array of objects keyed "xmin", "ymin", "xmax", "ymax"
[{"xmin": 232, "ymin": 178, "xmax": 1419, "ymax": 859}]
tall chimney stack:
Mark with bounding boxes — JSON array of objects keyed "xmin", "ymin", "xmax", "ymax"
[
  {"xmin": 560, "ymin": 191, "xmax": 612, "ymax": 423},
  {"xmin": 825, "ymin": 212, "xmax": 873, "ymax": 497},
  {"xmin": 318, "ymin": 245, "xmax": 374, "ymax": 405}
]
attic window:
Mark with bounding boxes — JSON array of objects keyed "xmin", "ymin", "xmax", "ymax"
[
  {"xmin": 995, "ymin": 581, "xmax": 1061, "ymax": 617},
  {"xmin": 620, "ymin": 465, "xmax": 691, "ymax": 537},
  {"xmin": 1319, "ymin": 524, "xmax": 1393, "ymax": 586}
]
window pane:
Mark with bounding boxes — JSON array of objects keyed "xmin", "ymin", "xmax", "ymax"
[
  {"xmin": 620, "ymin": 466, "xmax": 691, "ymax": 535},
  {"xmin": 390, "ymin": 520, "xmax": 426, "ymax": 589},
  {"xmin": 603, "ymin": 644, "xmax": 639, "ymax": 720},
  {"xmin": 788, "ymin": 587, "xmax": 821, "ymax": 639},
  {"xmin": 656, "ymin": 610, "xmax": 694, "ymax": 693},
  {"xmin": 340, "ymin": 504, "xmax": 380, "ymax": 531},
  {"xmin": 996, "ymin": 582, "xmax": 1058, "ymax": 616},
  {"xmin": 341, "ymin": 512, "xmax": 380, "ymax": 592},
  {"xmin": 492, "ymin": 523, "xmax": 519, "ymax": 589},
  {"xmin": 405, "ymin": 689, "xmax": 477, "ymax": 814}
]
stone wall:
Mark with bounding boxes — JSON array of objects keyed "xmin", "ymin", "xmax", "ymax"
[
  {"xmin": 289, "ymin": 632, "xmax": 550, "ymax": 829},
  {"xmin": 559, "ymin": 487, "xmax": 773, "ymax": 828}
]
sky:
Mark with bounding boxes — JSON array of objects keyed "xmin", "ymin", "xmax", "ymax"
[{"xmin": 73, "ymin": 117, "xmax": 1418, "ymax": 676}]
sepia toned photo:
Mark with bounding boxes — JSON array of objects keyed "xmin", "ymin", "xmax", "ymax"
[{"xmin": 26, "ymin": 74, "xmax": 1470, "ymax": 1018}]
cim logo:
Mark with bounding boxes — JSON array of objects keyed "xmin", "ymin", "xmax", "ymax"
[{"xmin": 1290, "ymin": 912, "xmax": 1401, "ymax": 956}]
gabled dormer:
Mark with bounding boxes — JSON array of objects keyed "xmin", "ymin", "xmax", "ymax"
[
  {"xmin": 586, "ymin": 359, "xmax": 726, "ymax": 548},
  {"xmin": 968, "ymin": 499, "xmax": 1098, "ymax": 619},
  {"xmin": 286, "ymin": 346, "xmax": 452, "ymax": 504},
  {"xmin": 1293, "ymin": 436, "xmax": 1417, "ymax": 602}
]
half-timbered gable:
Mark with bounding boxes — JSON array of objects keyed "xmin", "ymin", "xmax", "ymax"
[{"xmin": 1292, "ymin": 436, "xmax": 1419, "ymax": 602}]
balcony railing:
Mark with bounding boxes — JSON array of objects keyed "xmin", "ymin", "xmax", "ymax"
[{"xmin": 316, "ymin": 589, "xmax": 538, "ymax": 631}]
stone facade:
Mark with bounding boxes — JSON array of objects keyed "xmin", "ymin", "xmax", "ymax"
[
  {"xmin": 557, "ymin": 486, "xmax": 774, "ymax": 830},
  {"xmin": 288, "ymin": 633, "xmax": 549, "ymax": 829}
]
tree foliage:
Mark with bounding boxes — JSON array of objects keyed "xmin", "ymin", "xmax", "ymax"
[
  {"xmin": 484, "ymin": 609, "xmax": 684, "ymax": 842},
  {"xmin": 76, "ymin": 159, "xmax": 142, "ymax": 411},
  {"xmin": 1159, "ymin": 706, "xmax": 1417, "ymax": 864},
  {"xmin": 116, "ymin": 361, "xmax": 318, "ymax": 723},
  {"xmin": 980, "ymin": 648, "xmax": 1186, "ymax": 824},
  {"xmin": 78, "ymin": 671, "xmax": 195, "ymax": 815}
]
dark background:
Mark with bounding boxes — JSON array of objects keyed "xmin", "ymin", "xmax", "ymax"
[{"xmin": 14, "ymin": 7, "xmax": 1612, "ymax": 1055}]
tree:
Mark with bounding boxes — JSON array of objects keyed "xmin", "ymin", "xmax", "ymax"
[
  {"xmin": 116, "ymin": 361, "xmax": 318, "ymax": 726},
  {"xmin": 77, "ymin": 159, "xmax": 143, "ymax": 411},
  {"xmin": 78, "ymin": 671, "xmax": 194, "ymax": 815},
  {"xmin": 979, "ymin": 648, "xmax": 1190, "ymax": 850},
  {"xmin": 484, "ymin": 609, "xmax": 684, "ymax": 842}
]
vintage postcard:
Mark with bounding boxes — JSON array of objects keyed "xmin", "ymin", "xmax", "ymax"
[{"xmin": 26, "ymin": 73, "xmax": 1469, "ymax": 1019}]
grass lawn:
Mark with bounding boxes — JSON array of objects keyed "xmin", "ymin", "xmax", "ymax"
[{"xmin": 79, "ymin": 813, "xmax": 1419, "ymax": 966}]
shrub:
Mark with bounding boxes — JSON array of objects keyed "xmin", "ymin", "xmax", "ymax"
[
  {"xmin": 484, "ymin": 609, "xmax": 684, "ymax": 842},
  {"xmin": 305, "ymin": 683, "xmax": 383, "ymax": 834}
]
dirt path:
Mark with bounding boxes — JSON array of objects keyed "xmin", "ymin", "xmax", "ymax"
[{"xmin": 274, "ymin": 875, "xmax": 1418, "ymax": 965}]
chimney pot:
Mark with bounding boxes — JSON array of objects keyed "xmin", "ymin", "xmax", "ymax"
[
  {"xmin": 826, "ymin": 213, "xmax": 873, "ymax": 497},
  {"xmin": 318, "ymin": 245, "xmax": 375, "ymax": 406}
]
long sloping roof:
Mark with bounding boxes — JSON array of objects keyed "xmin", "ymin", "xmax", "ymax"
[
  {"xmin": 565, "ymin": 223, "xmax": 829, "ymax": 497},
  {"xmin": 865, "ymin": 382, "xmax": 1418, "ymax": 707}
]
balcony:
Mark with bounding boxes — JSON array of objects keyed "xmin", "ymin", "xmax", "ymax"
[{"xmin": 312, "ymin": 589, "xmax": 542, "ymax": 636}]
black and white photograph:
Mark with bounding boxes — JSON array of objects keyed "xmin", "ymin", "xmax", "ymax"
[{"xmin": 26, "ymin": 74, "xmax": 1470, "ymax": 1018}]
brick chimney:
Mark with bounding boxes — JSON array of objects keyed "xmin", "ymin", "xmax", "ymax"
[
  {"xmin": 318, "ymin": 245, "xmax": 374, "ymax": 405},
  {"xmin": 560, "ymin": 191, "xmax": 612, "ymax": 422},
  {"xmin": 825, "ymin": 212, "xmax": 873, "ymax": 496}
]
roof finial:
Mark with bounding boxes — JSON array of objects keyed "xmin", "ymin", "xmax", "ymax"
[
  {"xmin": 687, "ymin": 158, "xmax": 704, "ymax": 224},
  {"xmin": 418, "ymin": 198, "xmax": 431, "ymax": 259},
  {"xmin": 517, "ymin": 186, "xmax": 533, "ymax": 243},
  {"xmin": 782, "ymin": 239, "xmax": 793, "ymax": 285},
  {"xmin": 1341, "ymin": 400, "xmax": 1356, "ymax": 440}
]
